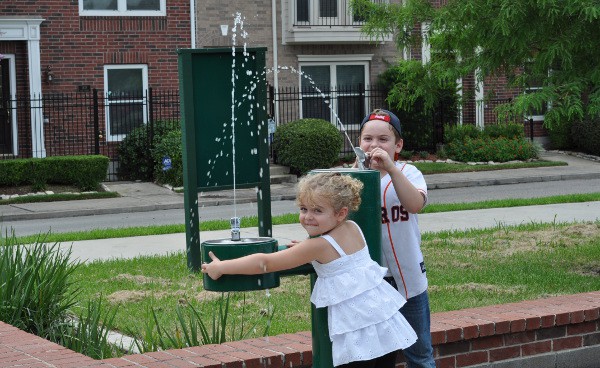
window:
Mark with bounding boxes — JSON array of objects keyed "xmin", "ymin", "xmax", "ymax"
[
  {"xmin": 298, "ymin": 56, "xmax": 371, "ymax": 128},
  {"xmin": 294, "ymin": 0, "xmax": 365, "ymax": 25},
  {"xmin": 80, "ymin": 0, "xmax": 166, "ymax": 16},
  {"xmin": 104, "ymin": 65, "xmax": 148, "ymax": 140},
  {"xmin": 523, "ymin": 63, "xmax": 549, "ymax": 122}
]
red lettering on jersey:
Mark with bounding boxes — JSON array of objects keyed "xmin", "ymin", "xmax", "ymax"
[
  {"xmin": 383, "ymin": 205, "xmax": 410, "ymax": 223},
  {"xmin": 381, "ymin": 207, "xmax": 390, "ymax": 224}
]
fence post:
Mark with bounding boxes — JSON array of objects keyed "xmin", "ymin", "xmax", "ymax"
[
  {"xmin": 147, "ymin": 88, "xmax": 155, "ymax": 181},
  {"xmin": 93, "ymin": 89, "xmax": 100, "ymax": 155},
  {"xmin": 268, "ymin": 84, "xmax": 274, "ymax": 118},
  {"xmin": 529, "ymin": 118, "xmax": 534, "ymax": 142}
]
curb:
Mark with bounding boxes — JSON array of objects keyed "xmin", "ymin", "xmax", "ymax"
[
  {"xmin": 1, "ymin": 172, "xmax": 597, "ymax": 222},
  {"xmin": 427, "ymin": 172, "xmax": 600, "ymax": 189}
]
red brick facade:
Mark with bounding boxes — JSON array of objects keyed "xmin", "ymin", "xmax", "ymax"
[{"xmin": 0, "ymin": 1, "xmax": 191, "ymax": 95}]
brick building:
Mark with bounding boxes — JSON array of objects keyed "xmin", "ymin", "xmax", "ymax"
[
  {"xmin": 0, "ymin": 0, "xmax": 192, "ymax": 159},
  {"xmin": 0, "ymin": 0, "xmax": 547, "ymax": 168}
]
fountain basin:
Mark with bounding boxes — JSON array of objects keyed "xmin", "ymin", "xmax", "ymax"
[{"xmin": 202, "ymin": 237, "xmax": 280, "ymax": 292}]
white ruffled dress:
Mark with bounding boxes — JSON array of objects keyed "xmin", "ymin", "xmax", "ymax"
[{"xmin": 310, "ymin": 222, "xmax": 418, "ymax": 367}]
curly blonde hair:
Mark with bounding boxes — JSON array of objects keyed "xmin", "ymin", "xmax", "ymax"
[{"xmin": 295, "ymin": 172, "xmax": 363, "ymax": 213}]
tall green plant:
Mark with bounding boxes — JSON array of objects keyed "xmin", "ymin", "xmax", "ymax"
[
  {"xmin": 129, "ymin": 293, "xmax": 275, "ymax": 353},
  {"xmin": 377, "ymin": 60, "xmax": 459, "ymax": 150},
  {"xmin": 55, "ymin": 297, "xmax": 121, "ymax": 359},
  {"xmin": 0, "ymin": 232, "xmax": 80, "ymax": 338},
  {"xmin": 354, "ymin": 0, "xmax": 600, "ymax": 129}
]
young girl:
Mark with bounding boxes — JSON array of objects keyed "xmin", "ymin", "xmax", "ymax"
[
  {"xmin": 202, "ymin": 172, "xmax": 417, "ymax": 368},
  {"xmin": 358, "ymin": 109, "xmax": 435, "ymax": 368}
]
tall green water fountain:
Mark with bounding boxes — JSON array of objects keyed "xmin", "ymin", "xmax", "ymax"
[{"xmin": 178, "ymin": 47, "xmax": 382, "ymax": 368}]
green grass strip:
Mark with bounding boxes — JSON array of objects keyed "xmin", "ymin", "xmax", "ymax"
[
  {"xmin": 4, "ymin": 193, "xmax": 598, "ymax": 246},
  {"xmin": 413, "ymin": 160, "xmax": 566, "ymax": 174}
]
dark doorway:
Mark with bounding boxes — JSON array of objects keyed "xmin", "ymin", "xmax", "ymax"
[{"xmin": 0, "ymin": 58, "xmax": 12, "ymax": 154}]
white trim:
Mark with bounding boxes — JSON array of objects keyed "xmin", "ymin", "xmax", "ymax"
[
  {"xmin": 475, "ymin": 68, "xmax": 484, "ymax": 128},
  {"xmin": 0, "ymin": 17, "xmax": 46, "ymax": 157},
  {"xmin": 297, "ymin": 58, "xmax": 370, "ymax": 126},
  {"xmin": 103, "ymin": 64, "xmax": 149, "ymax": 141},
  {"xmin": 298, "ymin": 54, "xmax": 373, "ymax": 62},
  {"xmin": 190, "ymin": 0, "xmax": 196, "ymax": 48},
  {"xmin": 79, "ymin": 0, "xmax": 166, "ymax": 16},
  {"xmin": 421, "ymin": 21, "xmax": 430, "ymax": 65}
]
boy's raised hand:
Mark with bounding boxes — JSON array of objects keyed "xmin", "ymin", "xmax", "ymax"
[
  {"xmin": 368, "ymin": 147, "xmax": 395, "ymax": 172},
  {"xmin": 201, "ymin": 251, "xmax": 223, "ymax": 280}
]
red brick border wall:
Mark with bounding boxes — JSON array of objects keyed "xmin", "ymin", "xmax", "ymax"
[{"xmin": 1, "ymin": 292, "xmax": 598, "ymax": 368}]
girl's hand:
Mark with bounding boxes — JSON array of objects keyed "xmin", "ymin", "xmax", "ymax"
[
  {"xmin": 201, "ymin": 251, "xmax": 223, "ymax": 280},
  {"xmin": 368, "ymin": 147, "xmax": 395, "ymax": 172},
  {"xmin": 286, "ymin": 240, "xmax": 301, "ymax": 248}
]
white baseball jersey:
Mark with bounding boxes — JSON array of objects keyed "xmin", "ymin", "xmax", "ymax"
[{"xmin": 380, "ymin": 162, "xmax": 428, "ymax": 300}]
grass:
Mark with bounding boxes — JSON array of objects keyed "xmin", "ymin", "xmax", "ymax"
[
  {"xmin": 413, "ymin": 159, "xmax": 566, "ymax": 175},
  {"xmin": 69, "ymin": 220, "xmax": 600, "ymax": 342},
  {"xmin": 6, "ymin": 192, "xmax": 600, "ymax": 246}
]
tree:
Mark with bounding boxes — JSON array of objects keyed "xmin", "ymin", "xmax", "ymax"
[{"xmin": 353, "ymin": 0, "xmax": 600, "ymax": 128}]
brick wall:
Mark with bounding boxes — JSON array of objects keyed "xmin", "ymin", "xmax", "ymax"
[
  {"xmin": 0, "ymin": 0, "xmax": 191, "ymax": 94},
  {"xmin": 1, "ymin": 292, "xmax": 598, "ymax": 368}
]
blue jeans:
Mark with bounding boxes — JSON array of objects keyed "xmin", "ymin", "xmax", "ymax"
[{"xmin": 399, "ymin": 291, "xmax": 436, "ymax": 368}]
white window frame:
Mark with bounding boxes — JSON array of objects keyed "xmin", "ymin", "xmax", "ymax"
[
  {"xmin": 104, "ymin": 64, "xmax": 148, "ymax": 141},
  {"xmin": 524, "ymin": 68, "xmax": 550, "ymax": 122},
  {"xmin": 298, "ymin": 55, "xmax": 372, "ymax": 129},
  {"xmin": 79, "ymin": 0, "xmax": 166, "ymax": 17}
]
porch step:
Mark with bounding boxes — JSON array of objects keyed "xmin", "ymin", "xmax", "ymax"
[{"xmin": 270, "ymin": 164, "xmax": 297, "ymax": 184}]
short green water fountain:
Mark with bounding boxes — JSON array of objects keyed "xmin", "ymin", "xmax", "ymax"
[{"xmin": 178, "ymin": 46, "xmax": 382, "ymax": 368}]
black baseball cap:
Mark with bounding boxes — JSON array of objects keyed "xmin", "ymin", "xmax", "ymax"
[{"xmin": 360, "ymin": 109, "xmax": 402, "ymax": 136}]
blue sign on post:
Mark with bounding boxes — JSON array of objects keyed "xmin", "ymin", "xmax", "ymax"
[{"xmin": 162, "ymin": 156, "xmax": 172, "ymax": 171}]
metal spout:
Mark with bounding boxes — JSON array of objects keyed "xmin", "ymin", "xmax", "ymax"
[
  {"xmin": 230, "ymin": 217, "xmax": 241, "ymax": 241},
  {"xmin": 354, "ymin": 147, "xmax": 370, "ymax": 170}
]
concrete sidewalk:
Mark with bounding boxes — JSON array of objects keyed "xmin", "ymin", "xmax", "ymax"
[
  {"xmin": 60, "ymin": 200, "xmax": 600, "ymax": 263},
  {"xmin": 1, "ymin": 150, "xmax": 599, "ymax": 222}
]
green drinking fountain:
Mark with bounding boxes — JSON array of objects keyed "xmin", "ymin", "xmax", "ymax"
[
  {"xmin": 178, "ymin": 47, "xmax": 381, "ymax": 368},
  {"xmin": 201, "ymin": 168, "xmax": 381, "ymax": 368}
]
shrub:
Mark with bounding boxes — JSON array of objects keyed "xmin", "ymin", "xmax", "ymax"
[
  {"xmin": 273, "ymin": 118, "xmax": 343, "ymax": 175},
  {"xmin": 483, "ymin": 122, "xmax": 525, "ymax": 139},
  {"xmin": 0, "ymin": 155, "xmax": 108, "ymax": 191},
  {"xmin": 571, "ymin": 116, "xmax": 600, "ymax": 156},
  {"xmin": 399, "ymin": 150, "xmax": 414, "ymax": 160},
  {"xmin": 446, "ymin": 137, "xmax": 538, "ymax": 162},
  {"xmin": 444, "ymin": 123, "xmax": 481, "ymax": 143},
  {"xmin": 444, "ymin": 124, "xmax": 538, "ymax": 162},
  {"xmin": 548, "ymin": 119, "xmax": 574, "ymax": 150},
  {"xmin": 153, "ymin": 129, "xmax": 183, "ymax": 187},
  {"xmin": 117, "ymin": 120, "xmax": 179, "ymax": 181}
]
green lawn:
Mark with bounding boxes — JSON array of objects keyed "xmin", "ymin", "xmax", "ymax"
[{"xmin": 69, "ymin": 220, "xmax": 599, "ymax": 346}]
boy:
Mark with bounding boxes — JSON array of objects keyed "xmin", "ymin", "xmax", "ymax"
[{"xmin": 357, "ymin": 109, "xmax": 435, "ymax": 368}]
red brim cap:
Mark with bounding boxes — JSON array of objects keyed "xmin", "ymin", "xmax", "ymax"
[{"xmin": 360, "ymin": 109, "xmax": 402, "ymax": 136}]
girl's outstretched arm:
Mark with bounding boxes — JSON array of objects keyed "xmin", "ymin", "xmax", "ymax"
[{"xmin": 201, "ymin": 237, "xmax": 326, "ymax": 280}]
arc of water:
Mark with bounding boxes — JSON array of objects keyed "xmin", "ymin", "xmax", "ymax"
[{"xmin": 265, "ymin": 65, "xmax": 359, "ymax": 155}]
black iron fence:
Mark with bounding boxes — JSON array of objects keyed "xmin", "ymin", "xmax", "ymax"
[
  {"xmin": 1, "ymin": 89, "xmax": 180, "ymax": 181},
  {"xmin": 1, "ymin": 85, "xmax": 453, "ymax": 182},
  {"xmin": 268, "ymin": 84, "xmax": 447, "ymax": 156}
]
